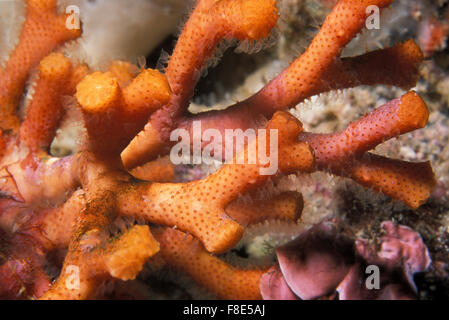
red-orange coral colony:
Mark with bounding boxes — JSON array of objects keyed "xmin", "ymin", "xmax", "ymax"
[{"xmin": 0, "ymin": 0, "xmax": 437, "ymax": 299}]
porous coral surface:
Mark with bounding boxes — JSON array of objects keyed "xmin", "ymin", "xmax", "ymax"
[{"xmin": 0, "ymin": 0, "xmax": 448, "ymax": 300}]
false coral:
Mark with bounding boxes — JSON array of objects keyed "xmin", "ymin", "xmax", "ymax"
[
  {"xmin": 0, "ymin": 0, "xmax": 437, "ymax": 300},
  {"xmin": 151, "ymin": 227, "xmax": 267, "ymax": 300},
  {"xmin": 0, "ymin": 0, "xmax": 82, "ymax": 132}
]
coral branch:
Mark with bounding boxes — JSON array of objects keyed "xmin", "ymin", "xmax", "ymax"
[
  {"xmin": 40, "ymin": 153, "xmax": 160, "ymax": 299},
  {"xmin": 130, "ymin": 156, "xmax": 176, "ymax": 182},
  {"xmin": 166, "ymin": 0, "xmax": 278, "ymax": 108},
  {"xmin": 347, "ymin": 154, "xmax": 436, "ymax": 209},
  {"xmin": 299, "ymin": 91, "xmax": 429, "ymax": 169},
  {"xmin": 75, "ymin": 69, "xmax": 170, "ymax": 155},
  {"xmin": 0, "ymin": 0, "xmax": 81, "ymax": 131},
  {"xmin": 0, "ymin": 0, "xmax": 439, "ymax": 300},
  {"xmin": 122, "ymin": 0, "xmax": 278, "ymax": 169},
  {"xmin": 153, "ymin": 227, "xmax": 266, "ymax": 300},
  {"xmin": 226, "ymin": 191, "xmax": 303, "ymax": 226},
  {"xmin": 170, "ymin": 40, "xmax": 424, "ymax": 150},
  {"xmin": 107, "ymin": 61, "xmax": 139, "ymax": 88},
  {"xmin": 19, "ymin": 53, "xmax": 88, "ymax": 152},
  {"xmin": 118, "ymin": 112, "xmax": 314, "ymax": 254},
  {"xmin": 244, "ymin": 0, "xmax": 394, "ymax": 113},
  {"xmin": 174, "ymin": 92, "xmax": 434, "ymax": 208},
  {"xmin": 121, "ymin": 0, "xmax": 424, "ymax": 170},
  {"xmin": 40, "ymin": 225, "xmax": 159, "ymax": 300},
  {"xmin": 31, "ymin": 190, "xmax": 86, "ymax": 249},
  {"xmin": 320, "ymin": 40, "xmax": 423, "ymax": 92},
  {"xmin": 296, "ymin": 91, "xmax": 435, "ymax": 208}
]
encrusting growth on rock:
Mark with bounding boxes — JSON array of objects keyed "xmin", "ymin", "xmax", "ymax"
[{"xmin": 0, "ymin": 0, "xmax": 438, "ymax": 299}]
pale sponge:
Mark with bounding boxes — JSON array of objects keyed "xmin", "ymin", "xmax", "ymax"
[{"xmin": 59, "ymin": 0, "xmax": 190, "ymax": 68}]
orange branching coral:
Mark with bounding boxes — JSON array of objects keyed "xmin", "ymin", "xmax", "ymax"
[
  {"xmin": 299, "ymin": 91, "xmax": 436, "ymax": 208},
  {"xmin": 41, "ymin": 224, "xmax": 159, "ymax": 300},
  {"xmin": 76, "ymin": 69, "xmax": 171, "ymax": 155},
  {"xmin": 0, "ymin": 0, "xmax": 82, "ymax": 132},
  {"xmin": 122, "ymin": 0, "xmax": 424, "ymax": 169},
  {"xmin": 38, "ymin": 152, "xmax": 161, "ymax": 299},
  {"xmin": 118, "ymin": 111, "xmax": 314, "ymax": 254},
  {"xmin": 152, "ymin": 227, "xmax": 267, "ymax": 300},
  {"xmin": 0, "ymin": 0, "xmax": 438, "ymax": 300},
  {"xmin": 130, "ymin": 156, "xmax": 176, "ymax": 182},
  {"xmin": 19, "ymin": 53, "xmax": 89, "ymax": 153},
  {"xmin": 347, "ymin": 154, "xmax": 435, "ymax": 209},
  {"xmin": 121, "ymin": 0, "xmax": 279, "ymax": 169},
  {"xmin": 317, "ymin": 40, "xmax": 424, "ymax": 92},
  {"xmin": 226, "ymin": 191, "xmax": 303, "ymax": 226},
  {"xmin": 300, "ymin": 92, "xmax": 429, "ymax": 169},
  {"xmin": 107, "ymin": 60, "xmax": 140, "ymax": 88},
  {"xmin": 246, "ymin": 0, "xmax": 394, "ymax": 109}
]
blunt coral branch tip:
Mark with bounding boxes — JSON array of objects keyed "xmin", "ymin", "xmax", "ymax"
[
  {"xmin": 244, "ymin": 0, "xmax": 395, "ymax": 111},
  {"xmin": 121, "ymin": 0, "xmax": 278, "ymax": 168},
  {"xmin": 122, "ymin": 69, "xmax": 171, "ymax": 116},
  {"xmin": 104, "ymin": 225, "xmax": 160, "ymax": 281},
  {"xmin": 318, "ymin": 40, "xmax": 424, "ymax": 94},
  {"xmin": 75, "ymin": 68, "xmax": 170, "ymax": 156},
  {"xmin": 38, "ymin": 52, "xmax": 72, "ymax": 79},
  {"xmin": 40, "ymin": 225, "xmax": 159, "ymax": 300},
  {"xmin": 398, "ymin": 91, "xmax": 429, "ymax": 131},
  {"xmin": 76, "ymin": 72, "xmax": 121, "ymax": 114},
  {"xmin": 298, "ymin": 91, "xmax": 435, "ymax": 207},
  {"xmin": 299, "ymin": 92, "xmax": 430, "ymax": 169},
  {"xmin": 130, "ymin": 156, "xmax": 176, "ymax": 182},
  {"xmin": 108, "ymin": 60, "xmax": 140, "ymax": 88},
  {"xmin": 153, "ymin": 227, "xmax": 266, "ymax": 300},
  {"xmin": 19, "ymin": 53, "xmax": 73, "ymax": 152},
  {"xmin": 349, "ymin": 154, "xmax": 436, "ymax": 209}
]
